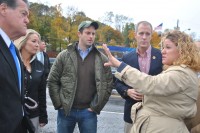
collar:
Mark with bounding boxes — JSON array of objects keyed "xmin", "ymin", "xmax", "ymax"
[
  {"xmin": 136, "ymin": 45, "xmax": 151, "ymax": 57},
  {"xmin": 77, "ymin": 44, "xmax": 93, "ymax": 53},
  {"xmin": 0, "ymin": 28, "xmax": 11, "ymax": 48}
]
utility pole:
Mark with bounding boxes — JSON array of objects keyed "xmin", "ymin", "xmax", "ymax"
[{"xmin": 174, "ymin": 19, "xmax": 180, "ymax": 30}]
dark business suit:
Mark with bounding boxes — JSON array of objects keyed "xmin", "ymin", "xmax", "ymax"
[
  {"xmin": 0, "ymin": 36, "xmax": 25, "ymax": 133},
  {"xmin": 37, "ymin": 51, "xmax": 50, "ymax": 80},
  {"xmin": 43, "ymin": 52, "xmax": 50, "ymax": 78},
  {"xmin": 115, "ymin": 47, "xmax": 163, "ymax": 123}
]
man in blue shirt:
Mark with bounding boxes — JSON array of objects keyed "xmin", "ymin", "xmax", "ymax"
[{"xmin": 0, "ymin": 0, "xmax": 30, "ymax": 132}]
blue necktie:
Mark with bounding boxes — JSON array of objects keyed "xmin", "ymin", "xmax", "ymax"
[{"xmin": 9, "ymin": 42, "xmax": 21, "ymax": 93}]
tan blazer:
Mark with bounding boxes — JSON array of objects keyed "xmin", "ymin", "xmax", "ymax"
[
  {"xmin": 115, "ymin": 65, "xmax": 199, "ymax": 133},
  {"xmin": 191, "ymin": 125, "xmax": 200, "ymax": 133},
  {"xmin": 185, "ymin": 79, "xmax": 200, "ymax": 133}
]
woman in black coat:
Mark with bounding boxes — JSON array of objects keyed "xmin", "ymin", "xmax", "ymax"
[{"xmin": 14, "ymin": 29, "xmax": 48, "ymax": 133}]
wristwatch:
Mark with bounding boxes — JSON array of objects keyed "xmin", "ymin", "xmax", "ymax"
[{"xmin": 123, "ymin": 89, "xmax": 128, "ymax": 97}]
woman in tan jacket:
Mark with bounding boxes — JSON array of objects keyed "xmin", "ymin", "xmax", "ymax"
[
  {"xmin": 102, "ymin": 30, "xmax": 200, "ymax": 133},
  {"xmin": 185, "ymin": 41, "xmax": 200, "ymax": 133}
]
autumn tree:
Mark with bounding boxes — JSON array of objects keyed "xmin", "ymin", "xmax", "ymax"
[
  {"xmin": 28, "ymin": 2, "xmax": 136, "ymax": 54},
  {"xmin": 29, "ymin": 3, "xmax": 52, "ymax": 39},
  {"xmin": 151, "ymin": 31, "xmax": 161, "ymax": 49},
  {"xmin": 101, "ymin": 25, "xmax": 124, "ymax": 45},
  {"xmin": 128, "ymin": 30, "xmax": 136, "ymax": 48},
  {"xmin": 62, "ymin": 6, "xmax": 99, "ymax": 44},
  {"xmin": 122, "ymin": 23, "xmax": 135, "ymax": 47},
  {"xmin": 49, "ymin": 4, "xmax": 68, "ymax": 51},
  {"xmin": 64, "ymin": 6, "xmax": 79, "ymax": 44}
]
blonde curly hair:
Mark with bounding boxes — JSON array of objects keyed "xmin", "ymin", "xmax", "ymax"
[{"xmin": 162, "ymin": 30, "xmax": 200, "ymax": 72}]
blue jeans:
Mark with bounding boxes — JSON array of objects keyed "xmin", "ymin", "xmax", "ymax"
[{"xmin": 57, "ymin": 108, "xmax": 97, "ymax": 133}]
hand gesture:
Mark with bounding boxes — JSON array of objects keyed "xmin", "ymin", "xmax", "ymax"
[{"xmin": 102, "ymin": 44, "xmax": 121, "ymax": 67}]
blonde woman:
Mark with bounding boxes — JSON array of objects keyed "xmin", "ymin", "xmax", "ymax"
[
  {"xmin": 102, "ymin": 30, "xmax": 200, "ymax": 133},
  {"xmin": 15, "ymin": 29, "xmax": 48, "ymax": 133}
]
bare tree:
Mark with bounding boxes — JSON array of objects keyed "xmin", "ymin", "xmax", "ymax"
[{"xmin": 100, "ymin": 11, "xmax": 114, "ymax": 26}]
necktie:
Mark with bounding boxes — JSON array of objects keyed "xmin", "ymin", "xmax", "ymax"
[{"xmin": 9, "ymin": 42, "xmax": 21, "ymax": 93}]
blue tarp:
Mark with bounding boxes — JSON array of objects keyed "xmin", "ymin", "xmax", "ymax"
[
  {"xmin": 97, "ymin": 45, "xmax": 135, "ymax": 53},
  {"xmin": 107, "ymin": 46, "xmax": 135, "ymax": 52}
]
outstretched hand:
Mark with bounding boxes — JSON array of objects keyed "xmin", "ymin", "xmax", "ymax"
[
  {"xmin": 40, "ymin": 123, "xmax": 46, "ymax": 127},
  {"xmin": 102, "ymin": 44, "xmax": 121, "ymax": 67}
]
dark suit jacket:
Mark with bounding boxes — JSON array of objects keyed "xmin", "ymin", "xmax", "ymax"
[
  {"xmin": 0, "ymin": 36, "xmax": 25, "ymax": 133},
  {"xmin": 43, "ymin": 52, "xmax": 50, "ymax": 79},
  {"xmin": 115, "ymin": 47, "xmax": 163, "ymax": 123}
]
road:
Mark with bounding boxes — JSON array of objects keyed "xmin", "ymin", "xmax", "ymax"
[{"xmin": 39, "ymin": 92, "xmax": 125, "ymax": 133}]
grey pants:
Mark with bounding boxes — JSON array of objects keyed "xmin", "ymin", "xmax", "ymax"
[{"xmin": 30, "ymin": 117, "xmax": 39, "ymax": 133}]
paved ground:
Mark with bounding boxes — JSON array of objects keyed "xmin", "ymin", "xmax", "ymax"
[{"xmin": 39, "ymin": 91, "xmax": 125, "ymax": 133}]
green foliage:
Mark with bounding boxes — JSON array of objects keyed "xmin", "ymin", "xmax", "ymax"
[
  {"xmin": 123, "ymin": 23, "xmax": 135, "ymax": 47},
  {"xmin": 28, "ymin": 2, "xmax": 160, "ymax": 54},
  {"xmin": 100, "ymin": 25, "xmax": 124, "ymax": 45}
]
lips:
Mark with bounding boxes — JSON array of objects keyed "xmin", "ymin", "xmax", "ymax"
[{"xmin": 88, "ymin": 40, "xmax": 92, "ymax": 42}]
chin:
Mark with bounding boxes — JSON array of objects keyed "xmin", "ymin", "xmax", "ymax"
[
  {"xmin": 162, "ymin": 62, "xmax": 171, "ymax": 66},
  {"xmin": 20, "ymin": 31, "xmax": 27, "ymax": 37},
  {"xmin": 86, "ymin": 43, "xmax": 93, "ymax": 47},
  {"xmin": 141, "ymin": 45, "xmax": 149, "ymax": 49}
]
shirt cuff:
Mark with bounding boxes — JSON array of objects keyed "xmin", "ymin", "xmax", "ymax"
[{"xmin": 117, "ymin": 62, "xmax": 127, "ymax": 72}]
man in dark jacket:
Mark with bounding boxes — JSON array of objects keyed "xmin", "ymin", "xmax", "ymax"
[
  {"xmin": 115, "ymin": 21, "xmax": 163, "ymax": 133},
  {"xmin": 48, "ymin": 20, "xmax": 113, "ymax": 133},
  {"xmin": 36, "ymin": 39, "xmax": 50, "ymax": 79},
  {"xmin": 0, "ymin": 0, "xmax": 29, "ymax": 132}
]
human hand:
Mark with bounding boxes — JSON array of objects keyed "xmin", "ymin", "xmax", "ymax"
[
  {"xmin": 102, "ymin": 44, "xmax": 121, "ymax": 67},
  {"xmin": 88, "ymin": 108, "xmax": 93, "ymax": 112},
  {"xmin": 127, "ymin": 89, "xmax": 143, "ymax": 101},
  {"xmin": 39, "ymin": 123, "xmax": 46, "ymax": 127}
]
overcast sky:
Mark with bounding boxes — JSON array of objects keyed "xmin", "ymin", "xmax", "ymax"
[{"xmin": 29, "ymin": 0, "xmax": 200, "ymax": 39}]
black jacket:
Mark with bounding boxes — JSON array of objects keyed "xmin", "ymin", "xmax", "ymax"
[
  {"xmin": 43, "ymin": 52, "xmax": 50, "ymax": 79},
  {"xmin": 24, "ymin": 58, "xmax": 48, "ymax": 124}
]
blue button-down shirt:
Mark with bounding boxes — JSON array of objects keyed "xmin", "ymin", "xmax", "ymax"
[{"xmin": 77, "ymin": 45, "xmax": 93, "ymax": 60}]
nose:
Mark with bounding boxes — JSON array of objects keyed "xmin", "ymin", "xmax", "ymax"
[
  {"xmin": 36, "ymin": 42, "xmax": 39, "ymax": 47},
  {"xmin": 161, "ymin": 48, "xmax": 165, "ymax": 54},
  {"xmin": 25, "ymin": 17, "xmax": 29, "ymax": 24},
  {"xmin": 142, "ymin": 34, "xmax": 147, "ymax": 39}
]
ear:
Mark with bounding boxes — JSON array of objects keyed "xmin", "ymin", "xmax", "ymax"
[
  {"xmin": 0, "ymin": 3, "xmax": 8, "ymax": 16},
  {"xmin": 77, "ymin": 31, "xmax": 81, "ymax": 37},
  {"xmin": 134, "ymin": 31, "xmax": 137, "ymax": 39}
]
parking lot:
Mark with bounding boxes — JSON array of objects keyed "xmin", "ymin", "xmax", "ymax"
[{"xmin": 39, "ymin": 91, "xmax": 124, "ymax": 133}]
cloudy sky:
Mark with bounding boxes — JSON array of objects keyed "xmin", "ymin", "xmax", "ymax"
[{"xmin": 29, "ymin": 0, "xmax": 200, "ymax": 39}]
